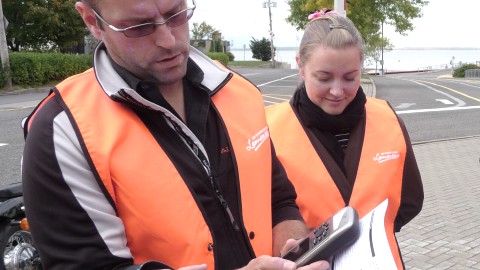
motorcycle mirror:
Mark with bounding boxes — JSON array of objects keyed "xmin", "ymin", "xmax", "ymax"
[{"xmin": 21, "ymin": 117, "xmax": 28, "ymax": 130}]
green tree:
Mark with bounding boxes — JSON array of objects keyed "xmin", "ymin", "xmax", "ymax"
[
  {"xmin": 191, "ymin": 21, "xmax": 216, "ymax": 40},
  {"xmin": 4, "ymin": 0, "xmax": 86, "ymax": 52},
  {"xmin": 286, "ymin": 0, "xmax": 428, "ymax": 61},
  {"xmin": 210, "ymin": 30, "xmax": 223, "ymax": 52},
  {"xmin": 250, "ymin": 37, "xmax": 272, "ymax": 61}
]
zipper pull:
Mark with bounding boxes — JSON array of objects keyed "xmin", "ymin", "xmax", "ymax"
[{"xmin": 218, "ymin": 195, "xmax": 240, "ymax": 231}]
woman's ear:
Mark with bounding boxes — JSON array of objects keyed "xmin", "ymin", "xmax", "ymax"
[
  {"xmin": 75, "ymin": 2, "xmax": 103, "ymax": 40},
  {"xmin": 296, "ymin": 55, "xmax": 305, "ymax": 78}
]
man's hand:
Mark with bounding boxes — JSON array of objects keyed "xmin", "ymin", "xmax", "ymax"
[
  {"xmin": 280, "ymin": 238, "xmax": 304, "ymax": 257},
  {"xmin": 237, "ymin": 255, "xmax": 329, "ymax": 270}
]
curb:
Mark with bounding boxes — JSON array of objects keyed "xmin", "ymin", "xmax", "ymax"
[{"xmin": 0, "ymin": 87, "xmax": 51, "ymax": 96}]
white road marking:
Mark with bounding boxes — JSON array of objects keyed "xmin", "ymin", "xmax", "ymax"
[
  {"xmin": 257, "ymin": 74, "xmax": 298, "ymax": 87},
  {"xmin": 414, "ymin": 80, "xmax": 477, "ymax": 104},
  {"xmin": 397, "ymin": 105, "xmax": 480, "ymax": 114},
  {"xmin": 396, "ymin": 103, "xmax": 416, "ymax": 109},
  {"xmin": 240, "ymin": 73, "xmax": 262, "ymax": 76},
  {"xmin": 0, "ymin": 143, "xmax": 8, "ymax": 147},
  {"xmin": 436, "ymin": 99, "xmax": 454, "ymax": 105}
]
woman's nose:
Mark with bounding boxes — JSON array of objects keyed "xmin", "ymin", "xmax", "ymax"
[{"xmin": 329, "ymin": 80, "xmax": 344, "ymax": 96}]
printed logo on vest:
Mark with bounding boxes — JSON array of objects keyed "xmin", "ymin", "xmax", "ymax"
[
  {"xmin": 220, "ymin": 146, "xmax": 230, "ymax": 154},
  {"xmin": 373, "ymin": 151, "xmax": 400, "ymax": 163},
  {"xmin": 246, "ymin": 126, "xmax": 270, "ymax": 152}
]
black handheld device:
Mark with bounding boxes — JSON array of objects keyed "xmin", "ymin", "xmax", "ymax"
[{"xmin": 281, "ymin": 206, "xmax": 360, "ymax": 267}]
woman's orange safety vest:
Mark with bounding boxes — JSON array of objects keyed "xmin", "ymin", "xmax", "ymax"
[
  {"xmin": 266, "ymin": 98, "xmax": 407, "ymax": 269},
  {"xmin": 53, "ymin": 68, "xmax": 273, "ymax": 269}
]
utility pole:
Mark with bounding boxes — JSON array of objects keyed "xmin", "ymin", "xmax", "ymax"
[
  {"xmin": 381, "ymin": 20, "xmax": 384, "ymax": 75},
  {"xmin": 263, "ymin": 0, "xmax": 276, "ymax": 68},
  {"xmin": 0, "ymin": 0, "xmax": 12, "ymax": 89},
  {"xmin": 334, "ymin": 0, "xmax": 346, "ymax": 17}
]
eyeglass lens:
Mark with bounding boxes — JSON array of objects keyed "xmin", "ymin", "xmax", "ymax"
[{"xmin": 123, "ymin": 7, "xmax": 194, "ymax": 38}]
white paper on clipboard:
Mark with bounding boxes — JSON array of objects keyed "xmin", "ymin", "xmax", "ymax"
[{"xmin": 332, "ymin": 199, "xmax": 397, "ymax": 270}]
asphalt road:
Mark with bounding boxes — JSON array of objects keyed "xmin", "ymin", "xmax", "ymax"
[{"xmin": 372, "ymin": 70, "xmax": 480, "ymax": 143}]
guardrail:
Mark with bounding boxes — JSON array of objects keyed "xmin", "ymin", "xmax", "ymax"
[{"xmin": 465, "ymin": 69, "xmax": 480, "ymax": 78}]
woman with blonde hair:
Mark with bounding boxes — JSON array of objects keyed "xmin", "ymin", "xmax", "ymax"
[{"xmin": 266, "ymin": 9, "xmax": 423, "ymax": 269}]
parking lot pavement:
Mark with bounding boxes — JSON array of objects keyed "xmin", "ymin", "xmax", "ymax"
[{"xmin": 396, "ymin": 136, "xmax": 480, "ymax": 269}]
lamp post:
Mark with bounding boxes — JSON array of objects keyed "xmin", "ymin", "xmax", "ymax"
[{"xmin": 263, "ymin": 0, "xmax": 276, "ymax": 68}]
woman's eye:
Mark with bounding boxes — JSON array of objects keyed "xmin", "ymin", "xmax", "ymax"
[{"xmin": 344, "ymin": 77, "xmax": 355, "ymax": 81}]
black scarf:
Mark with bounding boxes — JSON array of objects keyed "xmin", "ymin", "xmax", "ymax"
[
  {"xmin": 292, "ymin": 82, "xmax": 367, "ymax": 132},
  {"xmin": 292, "ymin": 82, "xmax": 367, "ymax": 171}
]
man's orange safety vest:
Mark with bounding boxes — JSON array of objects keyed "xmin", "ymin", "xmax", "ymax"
[
  {"xmin": 266, "ymin": 98, "xmax": 407, "ymax": 269},
  {"xmin": 52, "ymin": 68, "xmax": 273, "ymax": 269}
]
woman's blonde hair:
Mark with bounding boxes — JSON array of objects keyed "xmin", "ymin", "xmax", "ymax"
[{"xmin": 298, "ymin": 13, "xmax": 364, "ymax": 66}]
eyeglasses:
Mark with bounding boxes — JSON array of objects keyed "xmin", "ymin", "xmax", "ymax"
[{"xmin": 92, "ymin": 0, "xmax": 196, "ymax": 38}]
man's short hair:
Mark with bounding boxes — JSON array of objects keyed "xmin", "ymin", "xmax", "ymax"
[{"xmin": 82, "ymin": 0, "xmax": 99, "ymax": 10}]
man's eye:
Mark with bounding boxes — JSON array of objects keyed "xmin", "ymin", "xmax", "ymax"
[{"xmin": 124, "ymin": 24, "xmax": 156, "ymax": 37}]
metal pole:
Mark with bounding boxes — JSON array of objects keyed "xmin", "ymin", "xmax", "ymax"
[
  {"xmin": 0, "ymin": 0, "xmax": 12, "ymax": 89},
  {"xmin": 243, "ymin": 44, "xmax": 246, "ymax": 61},
  {"xmin": 381, "ymin": 21, "xmax": 384, "ymax": 75},
  {"xmin": 267, "ymin": 0, "xmax": 275, "ymax": 68},
  {"xmin": 334, "ymin": 0, "xmax": 346, "ymax": 17}
]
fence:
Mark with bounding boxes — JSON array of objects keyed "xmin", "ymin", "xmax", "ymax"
[{"xmin": 465, "ymin": 69, "xmax": 480, "ymax": 78}]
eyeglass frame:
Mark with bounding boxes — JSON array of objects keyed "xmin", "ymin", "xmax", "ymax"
[{"xmin": 91, "ymin": 0, "xmax": 196, "ymax": 38}]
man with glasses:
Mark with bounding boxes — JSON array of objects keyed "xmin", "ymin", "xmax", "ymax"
[{"xmin": 21, "ymin": 0, "xmax": 329, "ymax": 269}]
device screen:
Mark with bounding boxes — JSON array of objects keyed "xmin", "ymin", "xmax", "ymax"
[{"xmin": 282, "ymin": 235, "xmax": 311, "ymax": 262}]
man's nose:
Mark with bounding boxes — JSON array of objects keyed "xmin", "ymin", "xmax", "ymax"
[{"xmin": 153, "ymin": 25, "xmax": 176, "ymax": 49}]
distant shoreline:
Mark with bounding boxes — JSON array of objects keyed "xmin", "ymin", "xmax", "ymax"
[{"xmin": 231, "ymin": 47, "xmax": 480, "ymax": 51}]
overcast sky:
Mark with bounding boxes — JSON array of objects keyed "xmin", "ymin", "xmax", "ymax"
[{"xmin": 191, "ymin": 0, "xmax": 480, "ymax": 49}]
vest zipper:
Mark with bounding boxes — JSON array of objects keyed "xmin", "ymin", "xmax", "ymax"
[
  {"xmin": 209, "ymin": 175, "xmax": 240, "ymax": 231},
  {"xmin": 168, "ymin": 116, "xmax": 241, "ymax": 232}
]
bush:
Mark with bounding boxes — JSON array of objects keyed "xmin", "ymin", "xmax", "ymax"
[
  {"xmin": 225, "ymin": 51, "xmax": 235, "ymax": 61},
  {"xmin": 206, "ymin": 52, "xmax": 229, "ymax": 66},
  {"xmin": 0, "ymin": 67, "xmax": 5, "ymax": 87},
  {"xmin": 1, "ymin": 52, "xmax": 92, "ymax": 88},
  {"xmin": 453, "ymin": 63, "xmax": 480, "ymax": 78}
]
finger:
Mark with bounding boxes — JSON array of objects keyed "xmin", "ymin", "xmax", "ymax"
[
  {"xmin": 273, "ymin": 257, "xmax": 296, "ymax": 270},
  {"xmin": 280, "ymin": 238, "xmax": 301, "ymax": 257},
  {"xmin": 298, "ymin": 260, "xmax": 330, "ymax": 270},
  {"xmin": 177, "ymin": 264, "xmax": 208, "ymax": 270}
]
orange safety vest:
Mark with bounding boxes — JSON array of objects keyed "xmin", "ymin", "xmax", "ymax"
[
  {"xmin": 266, "ymin": 98, "xmax": 406, "ymax": 269},
  {"xmin": 53, "ymin": 68, "xmax": 272, "ymax": 269}
]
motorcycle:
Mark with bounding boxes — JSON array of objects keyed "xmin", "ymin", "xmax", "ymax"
[{"xmin": 0, "ymin": 182, "xmax": 41, "ymax": 270}]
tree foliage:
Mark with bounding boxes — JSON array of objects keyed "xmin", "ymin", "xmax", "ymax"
[
  {"xmin": 210, "ymin": 39, "xmax": 223, "ymax": 53},
  {"xmin": 453, "ymin": 63, "xmax": 480, "ymax": 78},
  {"xmin": 191, "ymin": 21, "xmax": 216, "ymax": 40},
  {"xmin": 250, "ymin": 37, "xmax": 272, "ymax": 61},
  {"xmin": 3, "ymin": 0, "xmax": 86, "ymax": 52},
  {"xmin": 286, "ymin": 0, "xmax": 428, "ymax": 63}
]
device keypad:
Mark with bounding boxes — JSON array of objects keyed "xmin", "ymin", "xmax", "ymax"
[{"xmin": 312, "ymin": 222, "xmax": 329, "ymax": 245}]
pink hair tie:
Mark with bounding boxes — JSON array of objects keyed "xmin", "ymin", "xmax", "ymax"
[{"xmin": 307, "ymin": 8, "xmax": 339, "ymax": 20}]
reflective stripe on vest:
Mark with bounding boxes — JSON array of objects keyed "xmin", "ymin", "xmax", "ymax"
[
  {"xmin": 266, "ymin": 98, "xmax": 406, "ymax": 269},
  {"xmin": 55, "ymin": 68, "xmax": 272, "ymax": 269}
]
